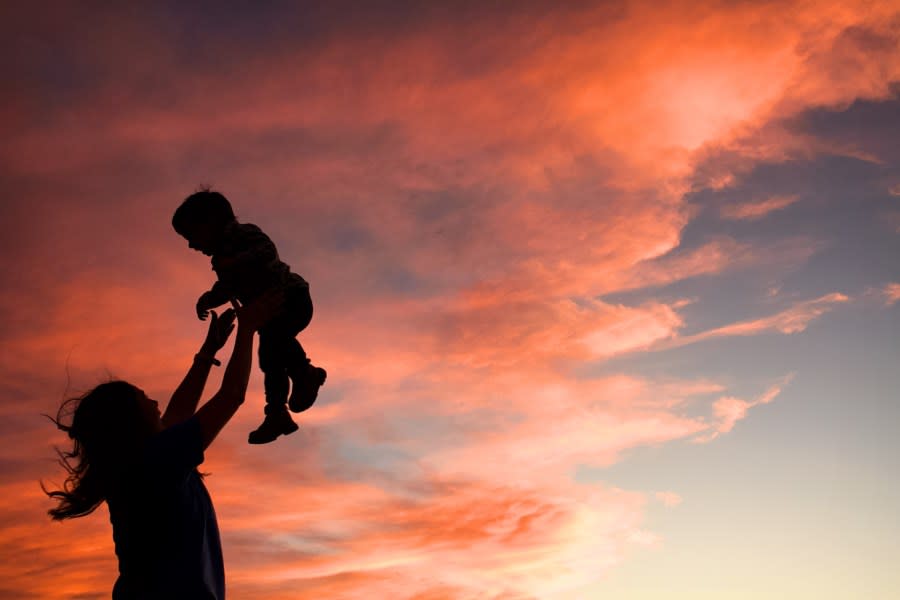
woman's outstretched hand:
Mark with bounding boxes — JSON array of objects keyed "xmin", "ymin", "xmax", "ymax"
[
  {"xmin": 200, "ymin": 309, "xmax": 236, "ymax": 355},
  {"xmin": 232, "ymin": 290, "xmax": 285, "ymax": 332}
]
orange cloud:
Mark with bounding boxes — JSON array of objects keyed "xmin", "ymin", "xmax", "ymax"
[
  {"xmin": 0, "ymin": 481, "xmax": 117, "ymax": 600},
  {"xmin": 217, "ymin": 479, "xmax": 652, "ymax": 599}
]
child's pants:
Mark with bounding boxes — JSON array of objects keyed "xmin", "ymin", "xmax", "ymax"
[{"xmin": 257, "ymin": 284, "xmax": 314, "ymax": 411}]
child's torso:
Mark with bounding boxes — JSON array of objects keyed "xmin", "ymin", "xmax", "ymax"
[{"xmin": 212, "ymin": 222, "xmax": 307, "ymax": 301}]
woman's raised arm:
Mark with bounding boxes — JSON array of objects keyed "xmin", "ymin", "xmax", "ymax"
[
  {"xmin": 195, "ymin": 291, "xmax": 283, "ymax": 449},
  {"xmin": 162, "ymin": 310, "xmax": 236, "ymax": 428}
]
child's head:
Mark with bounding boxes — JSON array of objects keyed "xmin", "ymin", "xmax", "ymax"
[{"xmin": 172, "ymin": 187, "xmax": 236, "ymax": 255}]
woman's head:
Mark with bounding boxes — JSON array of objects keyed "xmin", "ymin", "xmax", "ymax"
[
  {"xmin": 68, "ymin": 380, "xmax": 161, "ymax": 445},
  {"xmin": 45, "ymin": 380, "xmax": 161, "ymax": 520}
]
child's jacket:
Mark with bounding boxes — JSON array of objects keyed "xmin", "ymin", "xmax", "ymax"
[{"xmin": 207, "ymin": 221, "xmax": 307, "ymax": 304}]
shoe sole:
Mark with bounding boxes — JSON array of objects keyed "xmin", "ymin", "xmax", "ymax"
[{"xmin": 289, "ymin": 367, "xmax": 327, "ymax": 413}]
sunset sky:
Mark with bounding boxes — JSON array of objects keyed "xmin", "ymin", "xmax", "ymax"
[{"xmin": 2, "ymin": 1, "xmax": 900, "ymax": 598}]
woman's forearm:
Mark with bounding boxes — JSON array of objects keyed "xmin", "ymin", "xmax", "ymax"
[
  {"xmin": 163, "ymin": 346, "xmax": 217, "ymax": 427},
  {"xmin": 220, "ymin": 325, "xmax": 254, "ymax": 399},
  {"xmin": 195, "ymin": 324, "xmax": 255, "ymax": 448}
]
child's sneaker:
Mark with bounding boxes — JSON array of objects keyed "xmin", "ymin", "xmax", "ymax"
[
  {"xmin": 248, "ymin": 407, "xmax": 299, "ymax": 444},
  {"xmin": 289, "ymin": 366, "xmax": 327, "ymax": 413}
]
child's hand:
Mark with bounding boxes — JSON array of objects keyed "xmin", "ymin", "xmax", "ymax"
[{"xmin": 196, "ymin": 292, "xmax": 217, "ymax": 320}]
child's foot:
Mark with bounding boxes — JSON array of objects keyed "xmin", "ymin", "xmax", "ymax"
[
  {"xmin": 289, "ymin": 366, "xmax": 327, "ymax": 413},
  {"xmin": 247, "ymin": 409, "xmax": 299, "ymax": 444}
]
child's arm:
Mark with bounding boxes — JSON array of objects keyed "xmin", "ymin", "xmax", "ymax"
[{"xmin": 197, "ymin": 281, "xmax": 232, "ymax": 320}]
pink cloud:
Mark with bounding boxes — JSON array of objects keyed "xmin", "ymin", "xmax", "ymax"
[
  {"xmin": 883, "ymin": 283, "xmax": 900, "ymax": 306},
  {"xmin": 431, "ymin": 298, "xmax": 685, "ymax": 371},
  {"xmin": 626, "ymin": 236, "xmax": 820, "ymax": 293},
  {"xmin": 659, "ymin": 293, "xmax": 850, "ymax": 351},
  {"xmin": 694, "ymin": 376, "xmax": 793, "ymax": 443},
  {"xmin": 720, "ymin": 195, "xmax": 800, "ymax": 221}
]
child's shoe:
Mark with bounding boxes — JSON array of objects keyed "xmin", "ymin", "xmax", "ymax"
[
  {"xmin": 289, "ymin": 365, "xmax": 327, "ymax": 413},
  {"xmin": 248, "ymin": 407, "xmax": 299, "ymax": 444}
]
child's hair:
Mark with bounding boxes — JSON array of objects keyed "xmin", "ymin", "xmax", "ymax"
[
  {"xmin": 43, "ymin": 380, "xmax": 151, "ymax": 520},
  {"xmin": 172, "ymin": 187, "xmax": 236, "ymax": 235}
]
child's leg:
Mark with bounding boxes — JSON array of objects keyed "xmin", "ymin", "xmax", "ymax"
[
  {"xmin": 248, "ymin": 331, "xmax": 298, "ymax": 445},
  {"xmin": 284, "ymin": 336, "xmax": 309, "ymax": 374},
  {"xmin": 287, "ymin": 338, "xmax": 327, "ymax": 413},
  {"xmin": 276, "ymin": 285, "xmax": 327, "ymax": 412},
  {"xmin": 259, "ymin": 332, "xmax": 291, "ymax": 406}
]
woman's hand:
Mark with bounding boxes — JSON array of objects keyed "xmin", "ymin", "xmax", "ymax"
[
  {"xmin": 233, "ymin": 290, "xmax": 285, "ymax": 332},
  {"xmin": 200, "ymin": 309, "xmax": 236, "ymax": 355},
  {"xmin": 165, "ymin": 309, "xmax": 237, "ymax": 427}
]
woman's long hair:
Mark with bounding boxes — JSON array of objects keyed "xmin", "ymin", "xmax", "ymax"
[{"xmin": 44, "ymin": 380, "xmax": 150, "ymax": 520}]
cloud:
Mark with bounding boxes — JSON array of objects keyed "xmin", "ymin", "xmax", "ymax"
[
  {"xmin": 0, "ymin": 481, "xmax": 117, "ymax": 599},
  {"xmin": 658, "ymin": 293, "xmax": 850, "ymax": 352},
  {"xmin": 720, "ymin": 195, "xmax": 800, "ymax": 221},
  {"xmin": 626, "ymin": 236, "xmax": 821, "ymax": 293},
  {"xmin": 693, "ymin": 376, "xmax": 793, "ymax": 443},
  {"xmin": 433, "ymin": 298, "xmax": 685, "ymax": 370},
  {"xmin": 218, "ymin": 478, "xmax": 653, "ymax": 599},
  {"xmin": 883, "ymin": 283, "xmax": 900, "ymax": 306},
  {"xmin": 654, "ymin": 491, "xmax": 683, "ymax": 508}
]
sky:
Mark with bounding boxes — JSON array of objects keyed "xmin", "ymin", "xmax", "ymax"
[{"xmin": 2, "ymin": 1, "xmax": 899, "ymax": 598}]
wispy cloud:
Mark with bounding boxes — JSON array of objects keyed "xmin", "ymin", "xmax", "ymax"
[
  {"xmin": 654, "ymin": 491, "xmax": 684, "ymax": 507},
  {"xmin": 657, "ymin": 293, "xmax": 850, "ymax": 352},
  {"xmin": 693, "ymin": 376, "xmax": 793, "ymax": 443},
  {"xmin": 883, "ymin": 283, "xmax": 900, "ymax": 306},
  {"xmin": 720, "ymin": 195, "xmax": 800, "ymax": 221}
]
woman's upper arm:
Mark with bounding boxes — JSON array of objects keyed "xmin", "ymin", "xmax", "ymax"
[{"xmin": 194, "ymin": 388, "xmax": 244, "ymax": 450}]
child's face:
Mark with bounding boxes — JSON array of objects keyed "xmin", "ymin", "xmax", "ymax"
[{"xmin": 181, "ymin": 221, "xmax": 220, "ymax": 256}]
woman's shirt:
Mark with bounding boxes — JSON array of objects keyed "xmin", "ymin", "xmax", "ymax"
[{"xmin": 107, "ymin": 417, "xmax": 225, "ymax": 599}]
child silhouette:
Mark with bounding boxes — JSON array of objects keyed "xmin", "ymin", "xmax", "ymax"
[{"xmin": 173, "ymin": 188, "xmax": 326, "ymax": 444}]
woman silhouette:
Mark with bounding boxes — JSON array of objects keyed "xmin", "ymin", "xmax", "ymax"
[{"xmin": 44, "ymin": 292, "xmax": 282, "ymax": 599}]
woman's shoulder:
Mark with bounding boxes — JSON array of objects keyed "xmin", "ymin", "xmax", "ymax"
[{"xmin": 143, "ymin": 417, "xmax": 205, "ymax": 475}]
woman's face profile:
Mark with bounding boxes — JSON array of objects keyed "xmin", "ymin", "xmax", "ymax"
[{"xmin": 135, "ymin": 389, "xmax": 162, "ymax": 433}]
